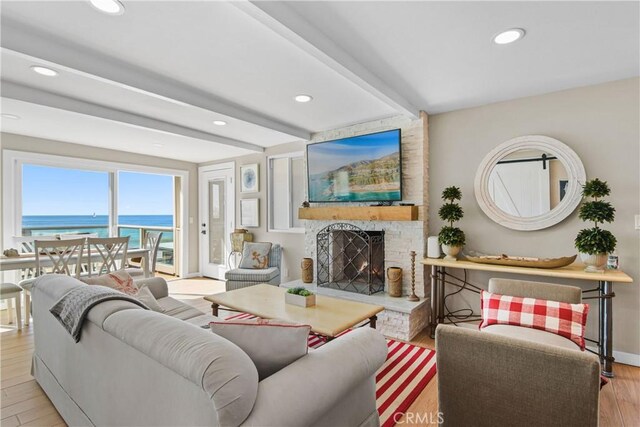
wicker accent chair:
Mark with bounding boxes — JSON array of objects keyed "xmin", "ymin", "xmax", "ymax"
[{"xmin": 225, "ymin": 244, "xmax": 282, "ymax": 291}]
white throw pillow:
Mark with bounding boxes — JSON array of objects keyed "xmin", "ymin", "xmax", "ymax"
[
  {"xmin": 82, "ymin": 271, "xmax": 164, "ymax": 312},
  {"xmin": 135, "ymin": 285, "xmax": 165, "ymax": 313},
  {"xmin": 81, "ymin": 270, "xmax": 138, "ymax": 295},
  {"xmin": 210, "ymin": 319, "xmax": 310, "ymax": 380}
]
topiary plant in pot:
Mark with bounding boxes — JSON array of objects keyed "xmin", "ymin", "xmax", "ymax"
[
  {"xmin": 438, "ymin": 186, "xmax": 465, "ymax": 261},
  {"xmin": 575, "ymin": 178, "xmax": 617, "ymax": 272}
]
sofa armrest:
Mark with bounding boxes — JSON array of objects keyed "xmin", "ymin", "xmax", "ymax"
[
  {"xmin": 240, "ymin": 327, "xmax": 387, "ymax": 426},
  {"xmin": 133, "ymin": 277, "xmax": 169, "ymax": 299},
  {"xmin": 435, "ymin": 325, "xmax": 600, "ymax": 427}
]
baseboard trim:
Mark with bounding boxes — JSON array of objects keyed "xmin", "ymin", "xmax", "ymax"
[
  {"xmin": 182, "ymin": 272, "xmax": 203, "ymax": 279},
  {"xmin": 586, "ymin": 346, "xmax": 640, "ymax": 367},
  {"xmin": 613, "ymin": 350, "xmax": 640, "ymax": 367}
]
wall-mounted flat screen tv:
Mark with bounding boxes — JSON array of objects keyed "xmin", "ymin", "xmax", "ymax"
[{"xmin": 307, "ymin": 129, "xmax": 402, "ymax": 203}]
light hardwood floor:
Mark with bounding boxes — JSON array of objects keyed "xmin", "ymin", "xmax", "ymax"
[{"xmin": 1, "ymin": 277, "xmax": 638, "ymax": 426}]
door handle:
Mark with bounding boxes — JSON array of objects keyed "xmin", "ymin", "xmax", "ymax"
[
  {"xmin": 201, "ymin": 230, "xmax": 207, "ymax": 235},
  {"xmin": 202, "ymin": 223, "xmax": 206, "ymax": 227}
]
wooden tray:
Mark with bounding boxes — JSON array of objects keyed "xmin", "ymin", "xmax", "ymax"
[{"xmin": 465, "ymin": 253, "xmax": 577, "ymax": 269}]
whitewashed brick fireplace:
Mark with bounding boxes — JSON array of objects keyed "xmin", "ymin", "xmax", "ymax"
[{"xmin": 296, "ymin": 114, "xmax": 431, "ymax": 340}]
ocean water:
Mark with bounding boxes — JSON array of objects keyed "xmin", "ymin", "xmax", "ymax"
[
  {"xmin": 22, "ymin": 215, "xmax": 173, "ymax": 249},
  {"xmin": 308, "ymin": 177, "xmax": 400, "ymax": 202}
]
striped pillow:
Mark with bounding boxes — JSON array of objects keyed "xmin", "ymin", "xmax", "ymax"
[{"xmin": 479, "ymin": 290, "xmax": 589, "ymax": 350}]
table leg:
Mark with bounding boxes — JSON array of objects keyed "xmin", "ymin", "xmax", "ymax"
[
  {"xmin": 602, "ymin": 280, "xmax": 615, "ymax": 378},
  {"xmin": 438, "ymin": 267, "xmax": 445, "ymax": 324},
  {"xmin": 369, "ymin": 315, "xmax": 377, "ymax": 329},
  {"xmin": 598, "ymin": 281, "xmax": 604, "ymax": 364},
  {"xmin": 430, "ymin": 266, "xmax": 438, "ymax": 338},
  {"xmin": 142, "ymin": 252, "xmax": 151, "ymax": 278},
  {"xmin": 211, "ymin": 303, "xmax": 219, "ymax": 317}
]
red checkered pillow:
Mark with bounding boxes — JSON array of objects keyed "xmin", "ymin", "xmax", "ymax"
[{"xmin": 479, "ymin": 290, "xmax": 589, "ymax": 350}]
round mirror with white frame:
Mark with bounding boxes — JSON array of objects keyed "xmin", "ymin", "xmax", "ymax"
[{"xmin": 474, "ymin": 135, "xmax": 586, "ymax": 231}]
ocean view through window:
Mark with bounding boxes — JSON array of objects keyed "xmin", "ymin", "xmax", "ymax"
[
  {"xmin": 117, "ymin": 171, "xmax": 175, "ymax": 270},
  {"xmin": 22, "ymin": 164, "xmax": 109, "ymax": 237},
  {"xmin": 21, "ymin": 165, "xmax": 176, "ymax": 273}
]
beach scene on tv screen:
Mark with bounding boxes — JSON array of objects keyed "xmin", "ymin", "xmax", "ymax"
[{"xmin": 308, "ymin": 130, "xmax": 401, "ymax": 202}]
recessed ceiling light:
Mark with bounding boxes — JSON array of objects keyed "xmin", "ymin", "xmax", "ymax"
[
  {"xmin": 294, "ymin": 94, "xmax": 313, "ymax": 103},
  {"xmin": 89, "ymin": 0, "xmax": 125, "ymax": 15},
  {"xmin": 1, "ymin": 113, "xmax": 20, "ymax": 120},
  {"xmin": 30, "ymin": 66, "xmax": 58, "ymax": 77},
  {"xmin": 493, "ymin": 28, "xmax": 525, "ymax": 45},
  {"xmin": 153, "ymin": 143, "xmax": 164, "ymax": 148},
  {"xmin": 213, "ymin": 120, "xmax": 227, "ymax": 126}
]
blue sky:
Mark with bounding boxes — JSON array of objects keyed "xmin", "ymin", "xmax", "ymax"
[
  {"xmin": 307, "ymin": 130, "xmax": 400, "ymax": 175},
  {"xmin": 22, "ymin": 165, "xmax": 173, "ymax": 216}
]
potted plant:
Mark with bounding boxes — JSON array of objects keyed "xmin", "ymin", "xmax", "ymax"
[
  {"xmin": 575, "ymin": 178, "xmax": 617, "ymax": 272},
  {"xmin": 285, "ymin": 287, "xmax": 316, "ymax": 307},
  {"xmin": 438, "ymin": 186, "xmax": 466, "ymax": 260}
]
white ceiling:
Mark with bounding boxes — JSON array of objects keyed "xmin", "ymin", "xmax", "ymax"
[
  {"xmin": 1, "ymin": 1, "xmax": 638, "ymax": 163},
  {"xmin": 1, "ymin": 98, "xmax": 252, "ymax": 163},
  {"xmin": 286, "ymin": 1, "xmax": 640, "ymax": 113}
]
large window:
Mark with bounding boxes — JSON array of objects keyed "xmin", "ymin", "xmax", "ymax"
[
  {"xmin": 267, "ymin": 152, "xmax": 305, "ymax": 232},
  {"xmin": 117, "ymin": 171, "xmax": 176, "ymax": 272},
  {"xmin": 3, "ymin": 150, "xmax": 189, "ymax": 277},
  {"xmin": 22, "ymin": 164, "xmax": 110, "ymax": 237}
]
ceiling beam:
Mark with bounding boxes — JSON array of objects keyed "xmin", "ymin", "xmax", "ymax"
[
  {"xmin": 233, "ymin": 1, "xmax": 420, "ymax": 119},
  {"xmin": 1, "ymin": 81, "xmax": 265, "ymax": 153},
  {"xmin": 0, "ymin": 19, "xmax": 310, "ymax": 140}
]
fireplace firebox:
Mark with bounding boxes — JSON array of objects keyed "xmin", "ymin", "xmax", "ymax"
[{"xmin": 316, "ymin": 223, "xmax": 385, "ymax": 295}]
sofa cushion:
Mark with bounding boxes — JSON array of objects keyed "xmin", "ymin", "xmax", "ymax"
[
  {"xmin": 480, "ymin": 290, "xmax": 589, "ymax": 349},
  {"xmin": 209, "ymin": 318, "xmax": 311, "ymax": 380},
  {"xmin": 185, "ymin": 314, "xmax": 221, "ymax": 328},
  {"xmin": 157, "ymin": 296, "xmax": 205, "ymax": 320},
  {"xmin": 480, "ymin": 324, "xmax": 580, "ymax": 351},
  {"xmin": 238, "ymin": 242, "xmax": 272, "ymax": 269},
  {"xmin": 225, "ymin": 267, "xmax": 279, "ymax": 282}
]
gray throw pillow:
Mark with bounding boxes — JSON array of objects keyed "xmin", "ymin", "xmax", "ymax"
[
  {"xmin": 209, "ymin": 318, "xmax": 310, "ymax": 380},
  {"xmin": 238, "ymin": 242, "xmax": 272, "ymax": 269}
]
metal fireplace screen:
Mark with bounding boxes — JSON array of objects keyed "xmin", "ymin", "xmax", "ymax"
[{"xmin": 316, "ymin": 223, "xmax": 385, "ymax": 295}]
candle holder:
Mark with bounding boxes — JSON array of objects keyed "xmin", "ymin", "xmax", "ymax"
[{"xmin": 407, "ymin": 251, "xmax": 420, "ymax": 301}]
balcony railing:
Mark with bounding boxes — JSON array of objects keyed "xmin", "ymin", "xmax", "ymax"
[
  {"xmin": 21, "ymin": 224, "xmax": 176, "ymax": 275},
  {"xmin": 117, "ymin": 225, "xmax": 175, "ymax": 274},
  {"xmin": 22, "ymin": 224, "xmax": 109, "ymax": 238}
]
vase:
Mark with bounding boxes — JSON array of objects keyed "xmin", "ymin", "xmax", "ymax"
[
  {"xmin": 301, "ymin": 258, "xmax": 314, "ymax": 283},
  {"xmin": 386, "ymin": 267, "xmax": 403, "ymax": 297},
  {"xmin": 580, "ymin": 252, "xmax": 608, "ymax": 272},
  {"xmin": 230, "ymin": 229, "xmax": 253, "ymax": 253},
  {"xmin": 441, "ymin": 244, "xmax": 462, "ymax": 261}
]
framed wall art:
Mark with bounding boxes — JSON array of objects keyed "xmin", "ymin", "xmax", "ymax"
[
  {"xmin": 240, "ymin": 198, "xmax": 259, "ymax": 228},
  {"xmin": 241, "ymin": 163, "xmax": 259, "ymax": 193}
]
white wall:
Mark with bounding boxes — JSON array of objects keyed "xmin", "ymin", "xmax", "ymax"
[
  {"xmin": 0, "ymin": 132, "xmax": 201, "ymax": 275},
  {"xmin": 428, "ymin": 78, "xmax": 640, "ymax": 359}
]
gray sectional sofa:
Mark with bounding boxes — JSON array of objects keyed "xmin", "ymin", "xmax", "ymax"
[{"xmin": 31, "ymin": 274, "xmax": 388, "ymax": 426}]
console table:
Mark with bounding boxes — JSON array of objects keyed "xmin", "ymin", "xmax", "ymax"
[{"xmin": 422, "ymin": 257, "xmax": 633, "ymax": 377}]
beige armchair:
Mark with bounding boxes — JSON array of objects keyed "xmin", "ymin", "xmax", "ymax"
[{"xmin": 436, "ymin": 278, "xmax": 601, "ymax": 427}]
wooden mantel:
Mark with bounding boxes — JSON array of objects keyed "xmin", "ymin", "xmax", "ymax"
[{"xmin": 298, "ymin": 206, "xmax": 419, "ymax": 221}]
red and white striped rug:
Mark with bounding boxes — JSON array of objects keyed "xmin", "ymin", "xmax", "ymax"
[{"xmin": 225, "ymin": 313, "xmax": 437, "ymax": 427}]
